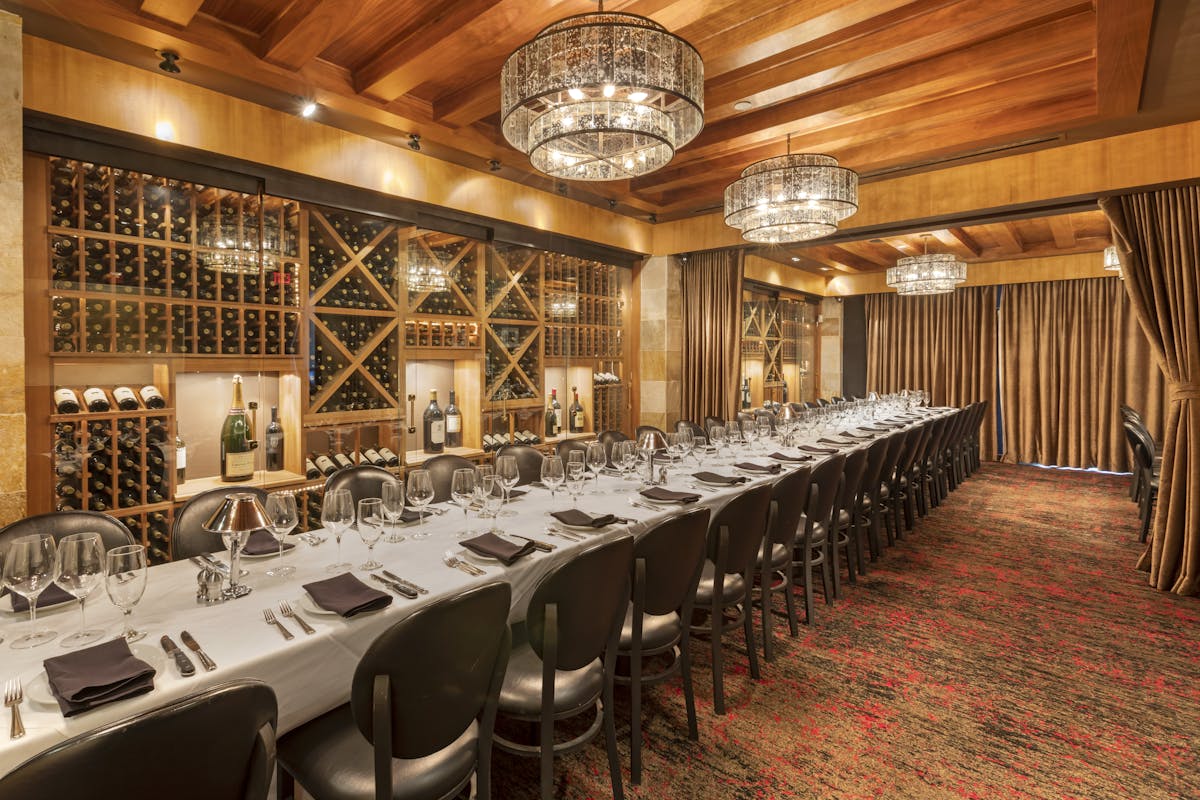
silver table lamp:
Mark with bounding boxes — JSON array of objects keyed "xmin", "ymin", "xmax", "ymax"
[{"xmin": 204, "ymin": 492, "xmax": 270, "ymax": 600}]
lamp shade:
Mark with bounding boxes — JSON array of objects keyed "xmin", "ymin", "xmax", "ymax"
[
  {"xmin": 637, "ymin": 430, "xmax": 669, "ymax": 452},
  {"xmin": 204, "ymin": 493, "xmax": 270, "ymax": 534}
]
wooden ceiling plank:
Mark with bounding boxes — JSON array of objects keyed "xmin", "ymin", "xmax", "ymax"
[
  {"xmin": 990, "ymin": 221, "xmax": 1026, "ymax": 255},
  {"xmin": 139, "ymin": 0, "xmax": 205, "ymax": 27},
  {"xmin": 931, "ymin": 228, "xmax": 981, "ymax": 259},
  {"xmin": 259, "ymin": 0, "xmax": 365, "ymax": 70},
  {"xmin": 1046, "ymin": 214, "xmax": 1078, "ymax": 248},
  {"xmin": 1095, "ymin": 0, "xmax": 1156, "ymax": 118}
]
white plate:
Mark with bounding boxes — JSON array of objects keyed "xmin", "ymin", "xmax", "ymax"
[
  {"xmin": 636, "ymin": 495, "xmax": 690, "ymax": 506},
  {"xmin": 461, "ymin": 548, "xmax": 501, "ymax": 564},
  {"xmin": 767, "ymin": 455, "xmax": 808, "ymax": 463},
  {"xmin": 2, "ymin": 592, "xmax": 75, "ymax": 615},
  {"xmin": 558, "ymin": 521, "xmax": 613, "ymax": 532},
  {"xmin": 25, "ymin": 642, "xmax": 165, "ymax": 708},
  {"xmin": 297, "ymin": 593, "xmax": 340, "ymax": 616}
]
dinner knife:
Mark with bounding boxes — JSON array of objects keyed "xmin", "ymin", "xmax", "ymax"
[
  {"xmin": 369, "ymin": 574, "xmax": 418, "ymax": 599},
  {"xmin": 160, "ymin": 635, "xmax": 196, "ymax": 677},
  {"xmin": 179, "ymin": 630, "xmax": 217, "ymax": 672},
  {"xmin": 380, "ymin": 570, "xmax": 429, "ymax": 594}
]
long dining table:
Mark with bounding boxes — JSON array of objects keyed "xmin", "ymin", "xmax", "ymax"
[{"xmin": 0, "ymin": 406, "xmax": 950, "ymax": 777}]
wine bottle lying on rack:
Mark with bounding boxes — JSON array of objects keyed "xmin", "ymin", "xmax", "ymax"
[{"xmin": 54, "ymin": 388, "xmax": 80, "ymax": 414}]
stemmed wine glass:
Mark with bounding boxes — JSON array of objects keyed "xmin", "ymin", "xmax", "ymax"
[
  {"xmin": 105, "ymin": 544, "xmax": 147, "ymax": 643},
  {"xmin": 709, "ymin": 425, "xmax": 727, "ymax": 456},
  {"xmin": 3, "ymin": 533, "xmax": 60, "ymax": 649},
  {"xmin": 451, "ymin": 468, "xmax": 477, "ymax": 537},
  {"xmin": 479, "ymin": 474, "xmax": 505, "ymax": 533},
  {"xmin": 321, "ymin": 488, "xmax": 354, "ymax": 572},
  {"xmin": 541, "ymin": 455, "xmax": 564, "ymax": 499},
  {"xmin": 406, "ymin": 470, "xmax": 434, "ymax": 537},
  {"xmin": 585, "ymin": 442, "xmax": 606, "ymax": 493},
  {"xmin": 565, "ymin": 461, "xmax": 586, "ymax": 507},
  {"xmin": 615, "ymin": 440, "xmax": 638, "ymax": 481},
  {"xmin": 496, "ymin": 455, "xmax": 520, "ymax": 516},
  {"xmin": 264, "ymin": 493, "xmax": 298, "ymax": 578},
  {"xmin": 382, "ymin": 481, "xmax": 406, "ymax": 544},
  {"xmin": 357, "ymin": 498, "xmax": 384, "ymax": 570},
  {"xmin": 757, "ymin": 419, "xmax": 773, "ymax": 450},
  {"xmin": 56, "ymin": 532, "xmax": 106, "ymax": 648}
]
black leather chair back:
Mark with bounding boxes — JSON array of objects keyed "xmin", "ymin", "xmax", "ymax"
[
  {"xmin": 1125, "ymin": 421, "xmax": 1157, "ymax": 469},
  {"xmin": 422, "ymin": 454, "xmax": 477, "ymax": 503},
  {"xmin": 494, "ymin": 444, "xmax": 544, "ymax": 485},
  {"xmin": 879, "ymin": 430, "xmax": 908, "ymax": 487},
  {"xmin": 707, "ymin": 483, "xmax": 772, "ymax": 573},
  {"xmin": 806, "ymin": 454, "xmax": 847, "ymax": 536},
  {"xmin": 768, "ymin": 465, "xmax": 812, "ymax": 547},
  {"xmin": 804, "ymin": 401, "xmax": 820, "ymax": 409},
  {"xmin": 675, "ymin": 420, "xmax": 709, "ymax": 444},
  {"xmin": 527, "ymin": 536, "xmax": 634, "ymax": 671},
  {"xmin": 837, "ymin": 447, "xmax": 870, "ymax": 518},
  {"xmin": 634, "ymin": 508, "xmax": 710, "ymax": 616},
  {"xmin": 1120, "ymin": 404, "xmax": 1144, "ymax": 425},
  {"xmin": 597, "ymin": 430, "xmax": 629, "ymax": 467},
  {"xmin": 352, "ymin": 581, "xmax": 511, "ymax": 759},
  {"xmin": 323, "ymin": 464, "xmax": 398, "ymax": 507},
  {"xmin": 172, "ymin": 486, "xmax": 269, "ymax": 560},
  {"xmin": 0, "ymin": 680, "xmax": 277, "ymax": 800},
  {"xmin": 857, "ymin": 438, "xmax": 891, "ymax": 503},
  {"xmin": 555, "ymin": 438, "xmax": 590, "ymax": 463},
  {"xmin": 0, "ymin": 511, "xmax": 134, "ymax": 563},
  {"xmin": 897, "ymin": 423, "xmax": 928, "ymax": 480},
  {"xmin": 703, "ymin": 416, "xmax": 725, "ymax": 434},
  {"xmin": 816, "ymin": 398, "xmax": 830, "ymax": 407}
]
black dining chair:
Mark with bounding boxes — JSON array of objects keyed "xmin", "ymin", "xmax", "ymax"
[
  {"xmin": 830, "ymin": 447, "xmax": 869, "ymax": 592},
  {"xmin": 1125, "ymin": 421, "xmax": 1159, "ymax": 543},
  {"xmin": 847, "ymin": 438, "xmax": 891, "ymax": 571},
  {"xmin": 616, "ymin": 507, "xmax": 710, "ymax": 784},
  {"xmin": 421, "ymin": 454, "xmax": 476, "ymax": 503},
  {"xmin": 555, "ymin": 437, "xmax": 591, "ymax": 463},
  {"xmin": 494, "ymin": 536, "xmax": 634, "ymax": 800},
  {"xmin": 690, "ymin": 483, "xmax": 772, "ymax": 715},
  {"xmin": 0, "ymin": 510, "xmax": 135, "ymax": 563},
  {"xmin": 794, "ymin": 454, "xmax": 845, "ymax": 624},
  {"xmin": 675, "ymin": 419, "xmax": 709, "ymax": 444},
  {"xmin": 324, "ymin": 464, "xmax": 398, "ymax": 507},
  {"xmin": 702, "ymin": 415, "xmax": 725, "ymax": 435},
  {"xmin": 758, "ymin": 464, "xmax": 812, "ymax": 660},
  {"xmin": 0, "ymin": 680, "xmax": 277, "ymax": 800},
  {"xmin": 172, "ymin": 486, "xmax": 269, "ymax": 560},
  {"xmin": 278, "ymin": 581, "xmax": 511, "ymax": 800},
  {"xmin": 494, "ymin": 444, "xmax": 545, "ymax": 486},
  {"xmin": 597, "ymin": 430, "xmax": 630, "ymax": 467}
]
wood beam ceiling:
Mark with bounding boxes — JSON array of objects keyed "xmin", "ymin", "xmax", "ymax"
[
  {"xmin": 138, "ymin": 0, "xmax": 203, "ymax": 27},
  {"xmin": 259, "ymin": 0, "xmax": 365, "ymax": 70},
  {"xmin": 1095, "ymin": 0, "xmax": 1156, "ymax": 118}
]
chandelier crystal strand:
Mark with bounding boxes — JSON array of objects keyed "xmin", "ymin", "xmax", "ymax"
[
  {"xmin": 500, "ymin": 6, "xmax": 703, "ymax": 180},
  {"xmin": 724, "ymin": 153, "xmax": 859, "ymax": 243}
]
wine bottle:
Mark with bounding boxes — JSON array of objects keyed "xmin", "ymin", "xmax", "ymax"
[
  {"xmin": 741, "ymin": 377, "xmax": 752, "ymax": 410},
  {"xmin": 112, "ymin": 386, "xmax": 140, "ymax": 411},
  {"xmin": 568, "ymin": 387, "xmax": 585, "ymax": 433},
  {"xmin": 378, "ymin": 447, "xmax": 400, "ymax": 467},
  {"xmin": 333, "ymin": 452, "xmax": 354, "ymax": 469},
  {"xmin": 265, "ymin": 405, "xmax": 284, "ymax": 471},
  {"xmin": 423, "ymin": 390, "xmax": 445, "ymax": 454},
  {"xmin": 445, "ymin": 389, "xmax": 462, "ymax": 448},
  {"xmin": 54, "ymin": 388, "xmax": 81, "ymax": 414},
  {"xmin": 521, "ymin": 429, "xmax": 542, "ymax": 445},
  {"xmin": 314, "ymin": 453, "xmax": 338, "ymax": 476},
  {"xmin": 139, "ymin": 385, "xmax": 167, "ymax": 409},
  {"xmin": 305, "ymin": 457, "xmax": 321, "ymax": 479},
  {"xmin": 219, "ymin": 375, "xmax": 256, "ymax": 482},
  {"xmin": 83, "ymin": 387, "xmax": 111, "ymax": 412},
  {"xmin": 482, "ymin": 433, "xmax": 498, "ymax": 452},
  {"xmin": 362, "ymin": 448, "xmax": 385, "ymax": 466}
]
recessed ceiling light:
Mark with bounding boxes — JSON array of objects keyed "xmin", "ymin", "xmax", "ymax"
[
  {"xmin": 819, "ymin": 267, "xmax": 832, "ymax": 271},
  {"xmin": 791, "ymin": 257, "xmax": 800, "ymax": 262},
  {"xmin": 300, "ymin": 101, "xmax": 318, "ymax": 118},
  {"xmin": 733, "ymin": 100, "xmax": 753, "ymax": 111}
]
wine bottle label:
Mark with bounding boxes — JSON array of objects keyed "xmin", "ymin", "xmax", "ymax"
[
  {"xmin": 574, "ymin": 411, "xmax": 584, "ymax": 428},
  {"xmin": 176, "ymin": 445, "xmax": 186, "ymax": 469},
  {"xmin": 266, "ymin": 433, "xmax": 283, "ymax": 452},
  {"xmin": 379, "ymin": 448, "xmax": 399, "ymax": 464},
  {"xmin": 224, "ymin": 451, "xmax": 254, "ymax": 479},
  {"xmin": 364, "ymin": 448, "xmax": 383, "ymax": 464},
  {"xmin": 446, "ymin": 414, "xmax": 461, "ymax": 433},
  {"xmin": 54, "ymin": 388, "xmax": 79, "ymax": 412},
  {"xmin": 113, "ymin": 387, "xmax": 139, "ymax": 409},
  {"xmin": 139, "ymin": 385, "xmax": 166, "ymax": 407},
  {"xmin": 83, "ymin": 387, "xmax": 109, "ymax": 408},
  {"xmin": 430, "ymin": 420, "xmax": 445, "ymax": 444},
  {"xmin": 315, "ymin": 455, "xmax": 337, "ymax": 474}
]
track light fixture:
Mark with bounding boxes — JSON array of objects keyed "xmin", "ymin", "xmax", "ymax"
[
  {"xmin": 157, "ymin": 50, "xmax": 181, "ymax": 74},
  {"xmin": 408, "ymin": 133, "xmax": 421, "ymax": 151}
]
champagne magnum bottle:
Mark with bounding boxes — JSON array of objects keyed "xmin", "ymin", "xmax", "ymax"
[
  {"xmin": 219, "ymin": 375, "xmax": 256, "ymax": 482},
  {"xmin": 445, "ymin": 390, "xmax": 462, "ymax": 448},
  {"xmin": 423, "ymin": 390, "xmax": 445, "ymax": 454},
  {"xmin": 569, "ymin": 387, "xmax": 585, "ymax": 433},
  {"xmin": 265, "ymin": 405, "xmax": 284, "ymax": 471}
]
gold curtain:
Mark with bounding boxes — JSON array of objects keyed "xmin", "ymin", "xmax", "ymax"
[
  {"xmin": 998, "ymin": 277, "xmax": 1166, "ymax": 472},
  {"xmin": 865, "ymin": 286, "xmax": 997, "ymax": 458},
  {"xmin": 1101, "ymin": 185, "xmax": 1200, "ymax": 596},
  {"xmin": 681, "ymin": 250, "xmax": 744, "ymax": 423}
]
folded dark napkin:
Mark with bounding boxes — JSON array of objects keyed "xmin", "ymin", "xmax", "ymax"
[
  {"xmin": 734, "ymin": 461, "xmax": 782, "ymax": 474},
  {"xmin": 240, "ymin": 529, "xmax": 296, "ymax": 556},
  {"xmin": 551, "ymin": 509, "xmax": 618, "ymax": 528},
  {"xmin": 639, "ymin": 487, "xmax": 702, "ymax": 504},
  {"xmin": 461, "ymin": 533, "xmax": 537, "ymax": 566},
  {"xmin": 858, "ymin": 426, "xmax": 893, "ymax": 433},
  {"xmin": 767, "ymin": 452, "xmax": 812, "ymax": 463},
  {"xmin": 8, "ymin": 582, "xmax": 76, "ymax": 613},
  {"xmin": 303, "ymin": 573, "xmax": 392, "ymax": 617},
  {"xmin": 799, "ymin": 444, "xmax": 840, "ymax": 455},
  {"xmin": 506, "ymin": 489, "xmax": 529, "ymax": 500},
  {"xmin": 818, "ymin": 437, "xmax": 858, "ymax": 446},
  {"xmin": 43, "ymin": 637, "xmax": 156, "ymax": 717},
  {"xmin": 839, "ymin": 430, "xmax": 873, "ymax": 440},
  {"xmin": 692, "ymin": 471, "xmax": 749, "ymax": 485},
  {"xmin": 396, "ymin": 508, "xmax": 426, "ymax": 524}
]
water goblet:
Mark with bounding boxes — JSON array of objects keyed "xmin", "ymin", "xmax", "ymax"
[
  {"xmin": 541, "ymin": 455, "xmax": 564, "ymax": 499},
  {"xmin": 56, "ymin": 532, "xmax": 105, "ymax": 648},
  {"xmin": 480, "ymin": 474, "xmax": 505, "ymax": 533},
  {"xmin": 104, "ymin": 544, "xmax": 147, "ymax": 643},
  {"xmin": 585, "ymin": 442, "xmax": 606, "ymax": 493},
  {"xmin": 496, "ymin": 455, "xmax": 520, "ymax": 516},
  {"xmin": 321, "ymin": 487, "xmax": 354, "ymax": 571},
  {"xmin": 406, "ymin": 470, "xmax": 434, "ymax": 539},
  {"xmin": 264, "ymin": 493, "xmax": 298, "ymax": 578},
  {"xmin": 565, "ymin": 461, "xmax": 586, "ymax": 507},
  {"xmin": 382, "ymin": 481, "xmax": 406, "ymax": 544},
  {"xmin": 357, "ymin": 498, "xmax": 384, "ymax": 570},
  {"xmin": 3, "ymin": 533, "xmax": 60, "ymax": 649},
  {"xmin": 451, "ymin": 468, "xmax": 477, "ymax": 537}
]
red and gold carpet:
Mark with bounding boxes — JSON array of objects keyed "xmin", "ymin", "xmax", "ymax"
[{"xmin": 491, "ymin": 464, "xmax": 1200, "ymax": 799}]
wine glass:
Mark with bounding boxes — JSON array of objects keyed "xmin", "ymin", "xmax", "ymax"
[
  {"xmin": 757, "ymin": 419, "xmax": 773, "ymax": 449},
  {"xmin": 496, "ymin": 455, "xmax": 520, "ymax": 516},
  {"xmin": 56, "ymin": 532, "xmax": 106, "ymax": 648},
  {"xmin": 382, "ymin": 481, "xmax": 406, "ymax": 544},
  {"xmin": 665, "ymin": 432, "xmax": 682, "ymax": 466},
  {"xmin": 565, "ymin": 461, "xmax": 586, "ymax": 507},
  {"xmin": 264, "ymin": 493, "xmax": 298, "ymax": 578},
  {"xmin": 480, "ymin": 474, "xmax": 505, "ymax": 533},
  {"xmin": 618, "ymin": 440, "xmax": 639, "ymax": 478},
  {"xmin": 3, "ymin": 533, "xmax": 60, "ymax": 649},
  {"xmin": 585, "ymin": 442, "xmax": 606, "ymax": 493},
  {"xmin": 451, "ymin": 468, "xmax": 477, "ymax": 537},
  {"xmin": 321, "ymin": 488, "xmax": 354, "ymax": 572},
  {"xmin": 541, "ymin": 455, "xmax": 564, "ymax": 499},
  {"xmin": 357, "ymin": 498, "xmax": 384, "ymax": 570},
  {"xmin": 407, "ymin": 470, "xmax": 434, "ymax": 538},
  {"xmin": 104, "ymin": 544, "xmax": 147, "ymax": 643},
  {"xmin": 725, "ymin": 419, "xmax": 742, "ymax": 446}
]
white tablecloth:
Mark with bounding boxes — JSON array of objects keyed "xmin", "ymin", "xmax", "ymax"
[{"xmin": 0, "ymin": 408, "xmax": 949, "ymax": 776}]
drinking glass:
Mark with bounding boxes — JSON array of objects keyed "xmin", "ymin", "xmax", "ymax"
[
  {"xmin": 56, "ymin": 532, "xmax": 106, "ymax": 648},
  {"xmin": 382, "ymin": 481, "xmax": 406, "ymax": 544},
  {"xmin": 3, "ymin": 533, "xmax": 59, "ymax": 649},
  {"xmin": 407, "ymin": 470, "xmax": 434, "ymax": 538},
  {"xmin": 757, "ymin": 419, "xmax": 773, "ymax": 449},
  {"xmin": 725, "ymin": 419, "xmax": 741, "ymax": 446},
  {"xmin": 104, "ymin": 544, "xmax": 147, "ymax": 643},
  {"xmin": 357, "ymin": 498, "xmax": 384, "ymax": 570},
  {"xmin": 709, "ymin": 425, "xmax": 727, "ymax": 455},
  {"xmin": 321, "ymin": 487, "xmax": 354, "ymax": 571},
  {"xmin": 585, "ymin": 442, "xmax": 606, "ymax": 492},
  {"xmin": 264, "ymin": 493, "xmax": 298, "ymax": 578},
  {"xmin": 451, "ymin": 468, "xmax": 477, "ymax": 537},
  {"xmin": 665, "ymin": 432, "xmax": 682, "ymax": 466},
  {"xmin": 541, "ymin": 455, "xmax": 564, "ymax": 499},
  {"xmin": 480, "ymin": 474, "xmax": 505, "ymax": 533},
  {"xmin": 496, "ymin": 455, "xmax": 520, "ymax": 516},
  {"xmin": 614, "ymin": 440, "xmax": 637, "ymax": 481},
  {"xmin": 565, "ymin": 461, "xmax": 586, "ymax": 507}
]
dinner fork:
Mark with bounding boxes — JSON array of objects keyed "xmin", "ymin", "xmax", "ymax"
[
  {"xmin": 442, "ymin": 551, "xmax": 484, "ymax": 576},
  {"xmin": 278, "ymin": 601, "xmax": 315, "ymax": 635},
  {"xmin": 262, "ymin": 608, "xmax": 294, "ymax": 641},
  {"xmin": 5, "ymin": 679, "xmax": 24, "ymax": 740}
]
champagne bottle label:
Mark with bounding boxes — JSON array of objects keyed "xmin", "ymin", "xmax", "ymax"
[
  {"xmin": 430, "ymin": 420, "xmax": 445, "ymax": 445},
  {"xmin": 224, "ymin": 450, "xmax": 255, "ymax": 478},
  {"xmin": 446, "ymin": 414, "xmax": 461, "ymax": 434}
]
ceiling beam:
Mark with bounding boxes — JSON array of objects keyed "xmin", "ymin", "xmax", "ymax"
[
  {"xmin": 259, "ymin": 0, "xmax": 364, "ymax": 71},
  {"xmin": 932, "ymin": 228, "xmax": 982, "ymax": 259},
  {"xmin": 138, "ymin": 0, "xmax": 204, "ymax": 27},
  {"xmin": 990, "ymin": 222, "xmax": 1026, "ymax": 255},
  {"xmin": 1095, "ymin": 0, "xmax": 1155, "ymax": 118},
  {"xmin": 1046, "ymin": 214, "xmax": 1078, "ymax": 248}
]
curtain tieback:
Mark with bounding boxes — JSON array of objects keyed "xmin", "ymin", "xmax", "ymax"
[{"xmin": 1169, "ymin": 382, "xmax": 1200, "ymax": 401}]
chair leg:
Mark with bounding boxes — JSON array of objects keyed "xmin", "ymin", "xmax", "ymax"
[
  {"xmin": 630, "ymin": 636, "xmax": 643, "ymax": 784},
  {"xmin": 742, "ymin": 593, "xmax": 761, "ymax": 681},
  {"xmin": 711, "ymin": 596, "xmax": 725, "ymax": 715},
  {"xmin": 679, "ymin": 633, "xmax": 698, "ymax": 740},
  {"xmin": 276, "ymin": 765, "xmax": 295, "ymax": 800},
  {"xmin": 761, "ymin": 566, "xmax": 775, "ymax": 662},
  {"xmin": 540, "ymin": 705, "xmax": 554, "ymax": 799},
  {"xmin": 603, "ymin": 675, "xmax": 625, "ymax": 800},
  {"xmin": 782, "ymin": 561, "xmax": 799, "ymax": 637},
  {"xmin": 801, "ymin": 553, "xmax": 816, "ymax": 624},
  {"xmin": 820, "ymin": 546, "xmax": 833, "ymax": 606},
  {"xmin": 828, "ymin": 535, "xmax": 842, "ymax": 600}
]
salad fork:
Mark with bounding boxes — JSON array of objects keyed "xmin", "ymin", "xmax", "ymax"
[
  {"xmin": 5, "ymin": 679, "xmax": 24, "ymax": 740},
  {"xmin": 278, "ymin": 601, "xmax": 315, "ymax": 635},
  {"xmin": 442, "ymin": 551, "xmax": 484, "ymax": 576},
  {"xmin": 262, "ymin": 608, "xmax": 294, "ymax": 640}
]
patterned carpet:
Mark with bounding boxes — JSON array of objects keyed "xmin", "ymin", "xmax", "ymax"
[{"xmin": 490, "ymin": 464, "xmax": 1200, "ymax": 800}]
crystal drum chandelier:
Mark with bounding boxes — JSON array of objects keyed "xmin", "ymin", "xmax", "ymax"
[
  {"xmin": 886, "ymin": 237, "xmax": 967, "ymax": 295},
  {"xmin": 724, "ymin": 149, "xmax": 859, "ymax": 243},
  {"xmin": 500, "ymin": 2, "xmax": 704, "ymax": 181},
  {"xmin": 407, "ymin": 255, "xmax": 449, "ymax": 293}
]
